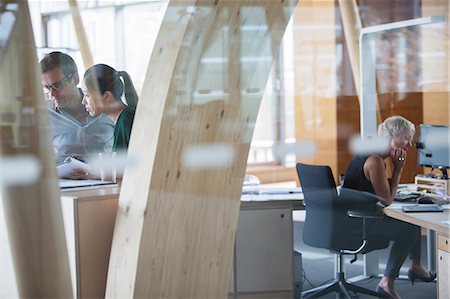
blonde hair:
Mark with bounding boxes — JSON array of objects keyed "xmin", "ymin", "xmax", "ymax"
[{"xmin": 378, "ymin": 115, "xmax": 415, "ymax": 138}]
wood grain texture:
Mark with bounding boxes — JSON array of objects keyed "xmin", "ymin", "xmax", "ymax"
[
  {"xmin": 384, "ymin": 208, "xmax": 450, "ymax": 238},
  {"xmin": 438, "ymin": 235, "xmax": 449, "ymax": 252},
  {"xmin": 68, "ymin": 0, "xmax": 94, "ymax": 68},
  {"xmin": 337, "ymin": 0, "xmax": 382, "ymax": 128},
  {"xmin": 0, "ymin": 1, "xmax": 72, "ymax": 297},
  {"xmin": 337, "ymin": 0, "xmax": 362, "ymax": 97},
  {"xmin": 77, "ymin": 197, "xmax": 118, "ymax": 298},
  {"xmin": 292, "ymin": 0, "xmax": 338, "ymax": 177},
  {"xmin": 106, "ymin": 0, "xmax": 297, "ymax": 297},
  {"xmin": 421, "ymin": 1, "xmax": 449, "ymax": 126}
]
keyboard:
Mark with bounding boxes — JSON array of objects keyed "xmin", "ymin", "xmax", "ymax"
[{"xmin": 395, "ymin": 192, "xmax": 421, "ymax": 202}]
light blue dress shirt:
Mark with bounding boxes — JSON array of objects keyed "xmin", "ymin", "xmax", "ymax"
[{"xmin": 48, "ymin": 107, "xmax": 115, "ymax": 164}]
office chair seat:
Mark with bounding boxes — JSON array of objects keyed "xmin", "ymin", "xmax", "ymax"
[{"xmin": 296, "ymin": 163, "xmax": 389, "ymax": 299}]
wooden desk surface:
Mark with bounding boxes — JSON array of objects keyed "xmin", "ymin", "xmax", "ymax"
[
  {"xmin": 384, "ymin": 206, "xmax": 450, "ymax": 237},
  {"xmin": 61, "ymin": 184, "xmax": 303, "ymax": 207},
  {"xmin": 241, "ymin": 193, "xmax": 303, "ymax": 209},
  {"xmin": 60, "ymin": 184, "xmax": 121, "ymax": 200},
  {"xmin": 58, "ymin": 184, "xmax": 303, "ymax": 298}
]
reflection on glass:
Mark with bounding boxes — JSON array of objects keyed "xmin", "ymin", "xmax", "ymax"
[
  {"xmin": 31, "ymin": 1, "xmax": 450, "ymax": 185},
  {"xmin": 0, "ymin": 3, "xmax": 18, "ymax": 48}
]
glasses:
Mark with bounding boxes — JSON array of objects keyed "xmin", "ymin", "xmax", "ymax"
[{"xmin": 43, "ymin": 73, "xmax": 74, "ymax": 94}]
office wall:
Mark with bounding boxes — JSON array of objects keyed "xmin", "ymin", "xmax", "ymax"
[{"xmin": 292, "ymin": 0, "xmax": 446, "ymax": 183}]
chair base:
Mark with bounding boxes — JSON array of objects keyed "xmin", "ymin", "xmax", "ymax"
[{"xmin": 301, "ymin": 272, "xmax": 390, "ymax": 299}]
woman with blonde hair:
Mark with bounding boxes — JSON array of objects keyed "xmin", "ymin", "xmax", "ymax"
[{"xmin": 343, "ymin": 115, "xmax": 435, "ymax": 299}]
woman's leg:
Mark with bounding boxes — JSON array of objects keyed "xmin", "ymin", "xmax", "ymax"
[
  {"xmin": 409, "ymin": 228, "xmax": 422, "ymax": 260},
  {"xmin": 376, "ymin": 217, "xmax": 421, "ymax": 278},
  {"xmin": 408, "ymin": 231, "xmax": 434, "ymax": 278},
  {"xmin": 370, "ymin": 217, "xmax": 421, "ymax": 299},
  {"xmin": 378, "ymin": 276, "xmax": 401, "ymax": 299}
]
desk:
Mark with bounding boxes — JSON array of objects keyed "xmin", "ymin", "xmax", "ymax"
[
  {"xmin": 60, "ymin": 185, "xmax": 120, "ymax": 299},
  {"xmin": 62, "ymin": 187, "xmax": 304, "ymax": 297},
  {"xmin": 384, "ymin": 206, "xmax": 450, "ymax": 237},
  {"xmin": 235, "ymin": 193, "xmax": 303, "ymax": 294},
  {"xmin": 0, "ymin": 184, "xmax": 121, "ymax": 299},
  {"xmin": 1, "ymin": 185, "xmax": 303, "ymax": 298},
  {"xmin": 384, "ymin": 204, "xmax": 450, "ymax": 298}
]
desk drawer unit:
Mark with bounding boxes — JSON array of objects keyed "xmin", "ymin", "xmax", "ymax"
[
  {"xmin": 438, "ymin": 235, "xmax": 449, "ymax": 299},
  {"xmin": 235, "ymin": 208, "xmax": 293, "ymax": 293}
]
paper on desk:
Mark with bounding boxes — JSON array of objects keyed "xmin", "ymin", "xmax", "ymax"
[
  {"xmin": 242, "ymin": 185, "xmax": 260, "ymax": 194},
  {"xmin": 59, "ymin": 179, "xmax": 114, "ymax": 189},
  {"xmin": 259, "ymin": 187, "xmax": 302, "ymax": 195},
  {"xmin": 57, "ymin": 157, "xmax": 90, "ymax": 178},
  {"xmin": 385, "ymin": 202, "xmax": 417, "ymax": 210},
  {"xmin": 441, "ymin": 204, "xmax": 450, "ymax": 210}
]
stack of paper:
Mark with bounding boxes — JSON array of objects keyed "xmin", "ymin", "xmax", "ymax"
[{"xmin": 57, "ymin": 157, "xmax": 90, "ymax": 178}]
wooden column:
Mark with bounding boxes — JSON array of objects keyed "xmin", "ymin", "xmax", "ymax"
[
  {"xmin": 337, "ymin": 0, "xmax": 384, "ymax": 132},
  {"xmin": 337, "ymin": 0, "xmax": 362, "ymax": 97},
  {"xmin": 106, "ymin": 0, "xmax": 297, "ymax": 297},
  {"xmin": 69, "ymin": 0, "xmax": 93, "ymax": 68},
  {"xmin": 0, "ymin": 1, "xmax": 72, "ymax": 297},
  {"xmin": 422, "ymin": 0, "xmax": 450, "ymax": 126},
  {"xmin": 421, "ymin": 0, "xmax": 450, "ymax": 177},
  {"xmin": 292, "ymin": 0, "xmax": 339, "ymax": 177}
]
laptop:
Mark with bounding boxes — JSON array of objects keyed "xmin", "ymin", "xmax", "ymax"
[
  {"xmin": 402, "ymin": 204, "xmax": 444, "ymax": 213},
  {"xmin": 59, "ymin": 179, "xmax": 115, "ymax": 189}
]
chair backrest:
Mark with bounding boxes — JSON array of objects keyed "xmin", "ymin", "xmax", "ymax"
[{"xmin": 296, "ymin": 163, "xmax": 376, "ymax": 252}]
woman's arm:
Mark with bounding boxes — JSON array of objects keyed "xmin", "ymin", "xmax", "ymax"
[{"xmin": 364, "ymin": 149, "xmax": 406, "ymax": 206}]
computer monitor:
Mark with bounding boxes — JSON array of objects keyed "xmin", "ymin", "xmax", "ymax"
[{"xmin": 417, "ymin": 124, "xmax": 450, "ymax": 179}]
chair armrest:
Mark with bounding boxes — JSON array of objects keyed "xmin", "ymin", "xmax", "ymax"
[
  {"xmin": 347, "ymin": 206, "xmax": 384, "ymax": 219},
  {"xmin": 339, "ymin": 188, "xmax": 381, "ymax": 208},
  {"xmin": 346, "ymin": 205, "xmax": 385, "ymax": 254}
]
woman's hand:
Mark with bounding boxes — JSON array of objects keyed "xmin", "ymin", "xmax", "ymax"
[{"xmin": 391, "ymin": 148, "xmax": 406, "ymax": 169}]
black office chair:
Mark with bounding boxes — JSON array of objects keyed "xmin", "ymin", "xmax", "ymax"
[{"xmin": 296, "ymin": 163, "xmax": 390, "ymax": 299}]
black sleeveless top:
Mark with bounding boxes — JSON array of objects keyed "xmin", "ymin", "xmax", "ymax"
[{"xmin": 342, "ymin": 155, "xmax": 375, "ymax": 194}]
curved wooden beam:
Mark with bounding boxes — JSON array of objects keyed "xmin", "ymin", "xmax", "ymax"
[
  {"xmin": 337, "ymin": 0, "xmax": 381, "ymax": 124},
  {"xmin": 106, "ymin": 0, "xmax": 297, "ymax": 297},
  {"xmin": 0, "ymin": 1, "xmax": 72, "ymax": 297},
  {"xmin": 68, "ymin": 0, "xmax": 93, "ymax": 68}
]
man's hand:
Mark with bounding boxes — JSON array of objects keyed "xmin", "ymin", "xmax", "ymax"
[{"xmin": 67, "ymin": 168, "xmax": 90, "ymax": 180}]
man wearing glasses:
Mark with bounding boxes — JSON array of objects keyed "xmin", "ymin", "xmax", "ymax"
[{"xmin": 40, "ymin": 51, "xmax": 114, "ymax": 168}]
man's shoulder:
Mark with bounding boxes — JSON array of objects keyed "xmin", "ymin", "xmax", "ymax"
[
  {"xmin": 47, "ymin": 107, "xmax": 68, "ymax": 123},
  {"xmin": 47, "ymin": 106, "xmax": 59, "ymax": 115}
]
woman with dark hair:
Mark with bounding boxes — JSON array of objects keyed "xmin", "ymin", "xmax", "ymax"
[{"xmin": 81, "ymin": 63, "xmax": 138, "ymax": 151}]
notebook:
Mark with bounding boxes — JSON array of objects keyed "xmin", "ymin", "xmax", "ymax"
[{"xmin": 402, "ymin": 204, "xmax": 444, "ymax": 213}]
